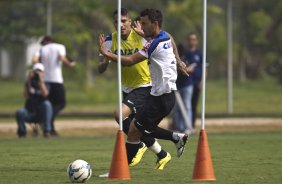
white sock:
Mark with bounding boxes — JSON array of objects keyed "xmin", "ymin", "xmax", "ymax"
[{"xmin": 149, "ymin": 141, "xmax": 162, "ymax": 154}]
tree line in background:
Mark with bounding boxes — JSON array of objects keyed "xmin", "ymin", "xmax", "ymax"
[{"xmin": 1, "ymin": 0, "xmax": 282, "ymax": 85}]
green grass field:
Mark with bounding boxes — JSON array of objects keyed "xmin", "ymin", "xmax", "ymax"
[
  {"xmin": 1, "ymin": 78, "xmax": 282, "ymax": 115},
  {"xmin": 1, "ymin": 132, "xmax": 281, "ymax": 184}
]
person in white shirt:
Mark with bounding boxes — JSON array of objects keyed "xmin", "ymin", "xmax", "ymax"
[
  {"xmin": 99, "ymin": 8, "xmax": 189, "ymax": 170},
  {"xmin": 32, "ymin": 36, "xmax": 76, "ymax": 136}
]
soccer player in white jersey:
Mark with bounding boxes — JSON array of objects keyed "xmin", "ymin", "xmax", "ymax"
[
  {"xmin": 32, "ymin": 36, "xmax": 76, "ymax": 136},
  {"xmin": 99, "ymin": 8, "xmax": 189, "ymax": 170},
  {"xmin": 98, "ymin": 8, "xmax": 170, "ymax": 169}
]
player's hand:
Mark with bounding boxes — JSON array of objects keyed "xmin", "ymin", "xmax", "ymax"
[
  {"xmin": 69, "ymin": 61, "xmax": 76, "ymax": 67},
  {"xmin": 177, "ymin": 60, "xmax": 188, "ymax": 75},
  {"xmin": 185, "ymin": 66, "xmax": 194, "ymax": 74},
  {"xmin": 132, "ymin": 21, "xmax": 144, "ymax": 37}
]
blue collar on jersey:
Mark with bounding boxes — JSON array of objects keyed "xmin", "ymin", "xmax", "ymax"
[{"xmin": 148, "ymin": 30, "xmax": 170, "ymax": 58}]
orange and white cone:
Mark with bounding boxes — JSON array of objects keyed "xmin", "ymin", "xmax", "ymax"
[
  {"xmin": 192, "ymin": 129, "xmax": 216, "ymax": 181},
  {"xmin": 108, "ymin": 130, "xmax": 131, "ymax": 180}
]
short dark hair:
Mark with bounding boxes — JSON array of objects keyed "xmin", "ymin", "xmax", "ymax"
[
  {"xmin": 40, "ymin": 36, "xmax": 53, "ymax": 45},
  {"xmin": 140, "ymin": 8, "xmax": 163, "ymax": 28},
  {"xmin": 113, "ymin": 8, "xmax": 129, "ymax": 18}
]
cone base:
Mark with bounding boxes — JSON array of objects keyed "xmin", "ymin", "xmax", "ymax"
[
  {"xmin": 192, "ymin": 178, "xmax": 216, "ymax": 181},
  {"xmin": 108, "ymin": 177, "xmax": 131, "ymax": 180}
]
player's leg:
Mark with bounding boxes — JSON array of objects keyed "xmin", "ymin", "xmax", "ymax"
[
  {"xmin": 136, "ymin": 92, "xmax": 189, "ymax": 157},
  {"xmin": 147, "ymin": 127, "xmax": 188, "ymax": 157},
  {"xmin": 131, "ymin": 94, "xmax": 175, "ymax": 169},
  {"xmin": 120, "ymin": 87, "xmax": 168, "ymax": 166},
  {"xmin": 114, "ymin": 103, "xmax": 132, "ymax": 134},
  {"xmin": 126, "ymin": 121, "xmax": 143, "ymax": 164},
  {"xmin": 126, "ymin": 125, "xmax": 172, "ymax": 170},
  {"xmin": 140, "ymin": 135, "xmax": 171, "ymax": 170},
  {"xmin": 133, "ymin": 119, "xmax": 173, "ymax": 170},
  {"xmin": 114, "ymin": 102, "xmax": 147, "ymax": 166},
  {"xmin": 115, "ymin": 103, "xmax": 166, "ymax": 166}
]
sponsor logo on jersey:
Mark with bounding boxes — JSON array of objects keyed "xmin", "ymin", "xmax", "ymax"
[
  {"xmin": 114, "ymin": 48, "xmax": 139, "ymax": 56},
  {"xmin": 163, "ymin": 41, "xmax": 172, "ymax": 49}
]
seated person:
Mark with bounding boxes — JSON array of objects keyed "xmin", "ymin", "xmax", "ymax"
[{"xmin": 15, "ymin": 63, "xmax": 53, "ymax": 138}]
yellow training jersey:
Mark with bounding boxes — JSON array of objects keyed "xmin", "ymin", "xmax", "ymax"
[{"xmin": 105, "ymin": 30, "xmax": 151, "ymax": 90}]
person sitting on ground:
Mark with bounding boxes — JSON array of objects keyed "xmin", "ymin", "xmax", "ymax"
[{"xmin": 15, "ymin": 63, "xmax": 53, "ymax": 138}]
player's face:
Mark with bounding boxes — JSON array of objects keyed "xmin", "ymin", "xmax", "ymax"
[
  {"xmin": 114, "ymin": 15, "xmax": 132, "ymax": 38},
  {"xmin": 188, "ymin": 34, "xmax": 198, "ymax": 49},
  {"xmin": 140, "ymin": 16, "xmax": 156, "ymax": 38}
]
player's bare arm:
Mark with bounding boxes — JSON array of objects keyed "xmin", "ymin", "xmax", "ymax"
[
  {"xmin": 98, "ymin": 56, "xmax": 110, "ymax": 74},
  {"xmin": 32, "ymin": 56, "xmax": 40, "ymax": 64},
  {"xmin": 59, "ymin": 55, "xmax": 76, "ymax": 67},
  {"xmin": 169, "ymin": 34, "xmax": 189, "ymax": 75},
  {"xmin": 99, "ymin": 34, "xmax": 146, "ymax": 66}
]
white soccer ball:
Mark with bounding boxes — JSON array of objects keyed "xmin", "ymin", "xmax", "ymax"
[{"xmin": 67, "ymin": 160, "xmax": 92, "ymax": 183}]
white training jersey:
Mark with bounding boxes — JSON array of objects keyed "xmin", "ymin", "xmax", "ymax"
[
  {"xmin": 35, "ymin": 43, "xmax": 66, "ymax": 83},
  {"xmin": 139, "ymin": 31, "xmax": 177, "ymax": 96}
]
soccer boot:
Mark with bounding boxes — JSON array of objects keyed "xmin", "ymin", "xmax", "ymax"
[
  {"xmin": 129, "ymin": 142, "xmax": 148, "ymax": 167},
  {"xmin": 154, "ymin": 152, "xmax": 171, "ymax": 170},
  {"xmin": 175, "ymin": 134, "xmax": 189, "ymax": 157}
]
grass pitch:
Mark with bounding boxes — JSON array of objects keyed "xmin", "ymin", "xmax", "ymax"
[
  {"xmin": 1, "ymin": 78, "xmax": 282, "ymax": 115},
  {"xmin": 0, "ymin": 132, "xmax": 281, "ymax": 184}
]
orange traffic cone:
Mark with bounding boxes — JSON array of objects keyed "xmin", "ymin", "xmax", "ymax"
[
  {"xmin": 192, "ymin": 129, "xmax": 216, "ymax": 181},
  {"xmin": 108, "ymin": 130, "xmax": 131, "ymax": 180}
]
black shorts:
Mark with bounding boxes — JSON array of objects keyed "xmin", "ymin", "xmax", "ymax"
[
  {"xmin": 123, "ymin": 87, "xmax": 151, "ymax": 115},
  {"xmin": 45, "ymin": 82, "xmax": 66, "ymax": 109},
  {"xmin": 134, "ymin": 91, "xmax": 175, "ymax": 133}
]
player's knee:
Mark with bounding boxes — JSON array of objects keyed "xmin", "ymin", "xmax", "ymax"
[
  {"xmin": 114, "ymin": 105, "xmax": 131, "ymax": 123},
  {"xmin": 127, "ymin": 123, "xmax": 141, "ymax": 142},
  {"xmin": 140, "ymin": 136, "xmax": 155, "ymax": 147},
  {"xmin": 114, "ymin": 110, "xmax": 119, "ymax": 122}
]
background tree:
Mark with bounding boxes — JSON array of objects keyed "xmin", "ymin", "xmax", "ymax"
[{"xmin": 1, "ymin": 0, "xmax": 282, "ymax": 84}]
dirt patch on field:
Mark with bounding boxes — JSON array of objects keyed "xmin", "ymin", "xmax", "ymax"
[{"xmin": 0, "ymin": 118, "xmax": 281, "ymax": 138}]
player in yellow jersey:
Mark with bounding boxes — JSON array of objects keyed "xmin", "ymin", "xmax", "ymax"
[{"xmin": 98, "ymin": 8, "xmax": 171, "ymax": 170}]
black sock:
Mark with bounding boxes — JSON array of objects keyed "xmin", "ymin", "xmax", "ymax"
[
  {"xmin": 157, "ymin": 149, "xmax": 167, "ymax": 159},
  {"xmin": 149, "ymin": 127, "xmax": 175, "ymax": 142},
  {"xmin": 125, "ymin": 142, "xmax": 140, "ymax": 164},
  {"xmin": 139, "ymin": 142, "xmax": 145, "ymax": 148},
  {"xmin": 140, "ymin": 136, "xmax": 155, "ymax": 147}
]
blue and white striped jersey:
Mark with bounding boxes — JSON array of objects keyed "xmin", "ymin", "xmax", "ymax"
[{"xmin": 139, "ymin": 31, "xmax": 177, "ymax": 96}]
